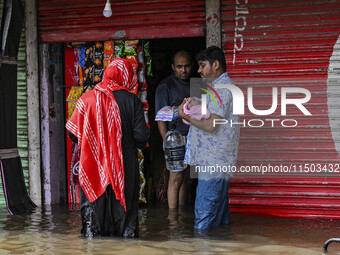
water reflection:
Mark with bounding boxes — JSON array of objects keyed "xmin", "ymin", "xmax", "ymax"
[{"xmin": 0, "ymin": 204, "xmax": 339, "ymax": 254}]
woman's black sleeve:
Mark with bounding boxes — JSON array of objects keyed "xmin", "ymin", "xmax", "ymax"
[
  {"xmin": 133, "ymin": 95, "xmax": 150, "ymax": 149},
  {"xmin": 68, "ymin": 131, "xmax": 78, "ymax": 144}
]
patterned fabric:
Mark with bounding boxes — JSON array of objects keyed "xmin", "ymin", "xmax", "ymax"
[
  {"xmin": 184, "ymin": 131, "xmax": 191, "ymax": 165},
  {"xmin": 189, "ymin": 73, "xmax": 240, "ymax": 177},
  {"xmin": 183, "ymin": 101, "xmax": 211, "ymax": 164},
  {"xmin": 77, "ymin": 46, "xmax": 86, "ymax": 69},
  {"xmin": 66, "ymin": 59, "xmax": 138, "ymax": 210}
]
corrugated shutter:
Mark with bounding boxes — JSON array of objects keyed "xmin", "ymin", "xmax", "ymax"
[
  {"xmin": 37, "ymin": 0, "xmax": 206, "ymax": 43},
  {"xmin": 17, "ymin": 14, "xmax": 29, "ymax": 191},
  {"xmin": 222, "ymin": 0, "xmax": 340, "ymax": 217},
  {"xmin": 0, "ymin": 0, "xmax": 28, "ymax": 207}
]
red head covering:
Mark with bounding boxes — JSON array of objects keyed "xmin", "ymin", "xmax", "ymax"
[
  {"xmin": 66, "ymin": 59, "xmax": 137, "ymax": 211},
  {"xmin": 97, "ymin": 58, "xmax": 138, "ymax": 92}
]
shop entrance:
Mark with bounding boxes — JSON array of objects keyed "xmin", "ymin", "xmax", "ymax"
[
  {"xmin": 64, "ymin": 36, "xmax": 206, "ymax": 208},
  {"xmin": 145, "ymin": 37, "xmax": 205, "ymax": 203}
]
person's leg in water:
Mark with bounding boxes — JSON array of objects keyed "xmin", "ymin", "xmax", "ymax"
[
  {"xmin": 168, "ymin": 171, "xmax": 185, "ymax": 208},
  {"xmin": 178, "ymin": 167, "xmax": 189, "ymax": 207},
  {"xmin": 167, "ymin": 208, "xmax": 179, "ymax": 229},
  {"xmin": 194, "ymin": 176, "xmax": 229, "ymax": 230},
  {"xmin": 168, "ymin": 135, "xmax": 190, "ymax": 209}
]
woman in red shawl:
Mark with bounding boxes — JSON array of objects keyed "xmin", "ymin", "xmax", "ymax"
[{"xmin": 66, "ymin": 59, "xmax": 149, "ymax": 237}]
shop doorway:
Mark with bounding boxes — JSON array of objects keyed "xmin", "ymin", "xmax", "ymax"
[
  {"xmin": 64, "ymin": 36, "xmax": 206, "ymax": 208},
  {"xmin": 145, "ymin": 37, "xmax": 205, "ymax": 203}
]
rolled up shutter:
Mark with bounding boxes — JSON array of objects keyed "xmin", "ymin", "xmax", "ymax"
[{"xmin": 37, "ymin": 0, "xmax": 205, "ymax": 43}]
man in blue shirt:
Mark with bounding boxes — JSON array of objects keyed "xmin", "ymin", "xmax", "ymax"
[
  {"xmin": 155, "ymin": 50, "xmax": 193, "ymax": 209},
  {"xmin": 178, "ymin": 46, "xmax": 240, "ymax": 230}
]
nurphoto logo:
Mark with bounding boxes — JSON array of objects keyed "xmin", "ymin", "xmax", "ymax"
[{"xmin": 197, "ymin": 80, "xmax": 312, "ymax": 128}]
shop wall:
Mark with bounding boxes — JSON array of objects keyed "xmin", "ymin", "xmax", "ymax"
[
  {"xmin": 222, "ymin": 0, "xmax": 340, "ymax": 217},
  {"xmin": 37, "ymin": 0, "xmax": 205, "ymax": 43}
]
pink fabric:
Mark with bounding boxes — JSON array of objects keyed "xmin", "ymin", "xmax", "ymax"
[
  {"xmin": 183, "ymin": 101, "xmax": 191, "ymax": 116},
  {"xmin": 182, "ymin": 101, "xmax": 211, "ymax": 125}
]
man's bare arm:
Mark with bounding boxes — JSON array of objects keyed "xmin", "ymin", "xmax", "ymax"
[{"xmin": 157, "ymin": 121, "xmax": 168, "ymax": 140}]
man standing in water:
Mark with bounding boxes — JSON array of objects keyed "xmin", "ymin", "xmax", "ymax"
[
  {"xmin": 178, "ymin": 46, "xmax": 240, "ymax": 230},
  {"xmin": 155, "ymin": 50, "xmax": 193, "ymax": 209}
]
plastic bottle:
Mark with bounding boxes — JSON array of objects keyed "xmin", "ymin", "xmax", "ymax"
[{"xmin": 163, "ymin": 130, "xmax": 186, "ymax": 172}]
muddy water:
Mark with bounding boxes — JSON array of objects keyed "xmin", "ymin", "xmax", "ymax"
[{"xmin": 0, "ymin": 204, "xmax": 339, "ymax": 254}]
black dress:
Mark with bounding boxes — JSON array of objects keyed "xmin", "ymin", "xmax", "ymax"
[{"xmin": 71, "ymin": 90, "xmax": 149, "ymax": 237}]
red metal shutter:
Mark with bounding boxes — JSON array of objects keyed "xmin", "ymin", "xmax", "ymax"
[
  {"xmin": 37, "ymin": 0, "xmax": 205, "ymax": 43},
  {"xmin": 222, "ymin": 0, "xmax": 340, "ymax": 218}
]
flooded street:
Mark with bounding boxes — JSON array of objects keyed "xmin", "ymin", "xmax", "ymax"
[{"xmin": 0, "ymin": 204, "xmax": 339, "ymax": 254}]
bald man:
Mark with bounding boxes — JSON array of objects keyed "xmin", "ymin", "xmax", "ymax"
[{"xmin": 155, "ymin": 50, "xmax": 193, "ymax": 209}]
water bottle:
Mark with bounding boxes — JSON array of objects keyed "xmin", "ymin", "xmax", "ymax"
[{"xmin": 163, "ymin": 130, "xmax": 186, "ymax": 172}]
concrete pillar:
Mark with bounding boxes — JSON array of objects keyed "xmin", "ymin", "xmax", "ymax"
[
  {"xmin": 40, "ymin": 44, "xmax": 51, "ymax": 205},
  {"xmin": 25, "ymin": 0, "xmax": 42, "ymax": 206},
  {"xmin": 206, "ymin": 0, "xmax": 222, "ymax": 48},
  {"xmin": 40, "ymin": 44, "xmax": 66, "ymax": 205}
]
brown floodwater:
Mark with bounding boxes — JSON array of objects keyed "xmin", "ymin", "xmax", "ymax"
[{"xmin": 0, "ymin": 204, "xmax": 339, "ymax": 254}]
